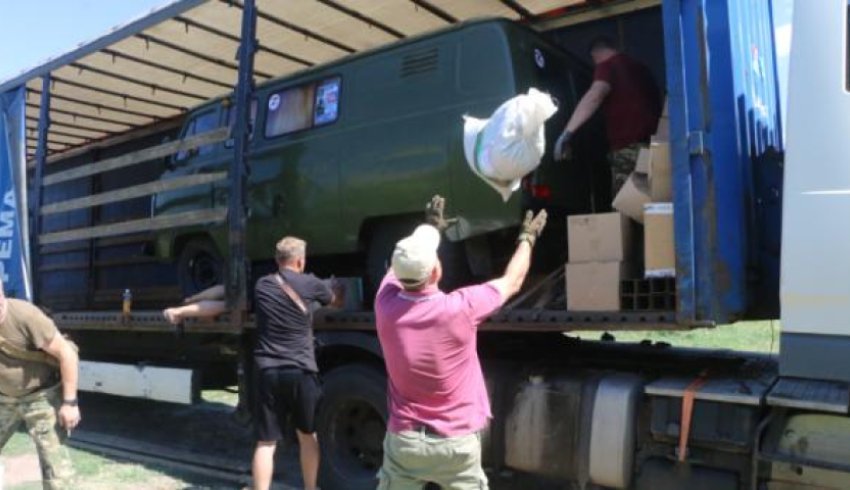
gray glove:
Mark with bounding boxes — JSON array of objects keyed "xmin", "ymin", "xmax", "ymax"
[
  {"xmin": 517, "ymin": 210, "xmax": 548, "ymax": 247},
  {"xmin": 425, "ymin": 195, "xmax": 457, "ymax": 231},
  {"xmin": 553, "ymin": 130, "xmax": 573, "ymax": 161}
]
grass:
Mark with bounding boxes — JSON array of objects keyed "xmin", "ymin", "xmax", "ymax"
[
  {"xmin": 571, "ymin": 320, "xmax": 781, "ymax": 353},
  {"xmin": 3, "ymin": 425, "xmax": 231, "ymax": 490}
]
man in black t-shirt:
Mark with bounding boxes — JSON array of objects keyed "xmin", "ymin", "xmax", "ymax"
[{"xmin": 252, "ymin": 236, "xmax": 334, "ymax": 490}]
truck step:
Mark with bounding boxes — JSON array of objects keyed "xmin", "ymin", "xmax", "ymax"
[{"xmin": 766, "ymin": 377, "xmax": 850, "ymax": 414}]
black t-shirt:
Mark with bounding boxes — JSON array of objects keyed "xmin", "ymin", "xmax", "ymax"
[{"xmin": 253, "ymin": 270, "xmax": 333, "ymax": 372}]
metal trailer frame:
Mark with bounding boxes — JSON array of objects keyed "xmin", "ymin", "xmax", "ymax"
[{"xmin": 29, "ymin": 1, "xmax": 261, "ymax": 317}]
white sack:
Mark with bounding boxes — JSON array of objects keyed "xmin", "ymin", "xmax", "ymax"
[{"xmin": 463, "ymin": 88, "xmax": 558, "ymax": 202}]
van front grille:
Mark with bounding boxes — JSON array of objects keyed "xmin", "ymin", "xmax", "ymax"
[{"xmin": 401, "ymin": 48, "xmax": 439, "ymax": 77}]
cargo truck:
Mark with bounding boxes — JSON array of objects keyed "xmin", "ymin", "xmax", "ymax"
[{"xmin": 2, "ymin": 0, "xmax": 848, "ymax": 489}]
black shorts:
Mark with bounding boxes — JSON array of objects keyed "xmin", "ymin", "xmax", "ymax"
[{"xmin": 253, "ymin": 367, "xmax": 322, "ymax": 441}]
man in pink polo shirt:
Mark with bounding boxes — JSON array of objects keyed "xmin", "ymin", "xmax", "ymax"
[{"xmin": 375, "ymin": 196, "xmax": 547, "ymax": 489}]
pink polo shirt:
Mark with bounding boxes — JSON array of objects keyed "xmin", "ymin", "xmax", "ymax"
[{"xmin": 375, "ymin": 272, "xmax": 505, "ymax": 437}]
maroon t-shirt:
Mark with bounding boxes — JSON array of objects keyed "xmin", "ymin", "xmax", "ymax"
[{"xmin": 593, "ymin": 53, "xmax": 662, "ymax": 150}]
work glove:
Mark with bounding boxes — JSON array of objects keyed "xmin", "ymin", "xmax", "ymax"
[
  {"xmin": 553, "ymin": 130, "xmax": 573, "ymax": 161},
  {"xmin": 425, "ymin": 195, "xmax": 457, "ymax": 232},
  {"xmin": 517, "ymin": 209, "xmax": 548, "ymax": 247}
]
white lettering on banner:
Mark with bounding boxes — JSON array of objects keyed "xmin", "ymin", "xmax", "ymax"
[
  {"xmin": 0, "ymin": 211, "xmax": 14, "ymax": 238},
  {"xmin": 0, "ymin": 190, "xmax": 16, "ymax": 282}
]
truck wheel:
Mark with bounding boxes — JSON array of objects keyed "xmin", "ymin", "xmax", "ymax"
[
  {"xmin": 317, "ymin": 364, "xmax": 387, "ymax": 490},
  {"xmin": 177, "ymin": 238, "xmax": 223, "ymax": 298}
]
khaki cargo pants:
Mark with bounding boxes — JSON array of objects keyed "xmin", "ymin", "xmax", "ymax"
[
  {"xmin": 609, "ymin": 143, "xmax": 643, "ymax": 195},
  {"xmin": 378, "ymin": 430, "xmax": 488, "ymax": 490},
  {"xmin": 0, "ymin": 385, "xmax": 74, "ymax": 490}
]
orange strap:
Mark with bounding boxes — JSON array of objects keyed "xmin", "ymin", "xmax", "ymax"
[{"xmin": 678, "ymin": 371, "xmax": 709, "ymax": 463}]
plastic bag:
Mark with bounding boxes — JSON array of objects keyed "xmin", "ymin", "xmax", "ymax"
[{"xmin": 463, "ymin": 88, "xmax": 558, "ymax": 202}]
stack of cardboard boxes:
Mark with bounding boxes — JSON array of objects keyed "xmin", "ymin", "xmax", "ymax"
[
  {"xmin": 566, "ymin": 213, "xmax": 634, "ymax": 311},
  {"xmin": 565, "ymin": 99, "xmax": 675, "ymax": 311}
]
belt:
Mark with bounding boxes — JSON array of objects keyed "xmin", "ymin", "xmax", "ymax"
[{"xmin": 0, "ymin": 382, "xmax": 61, "ymax": 404}]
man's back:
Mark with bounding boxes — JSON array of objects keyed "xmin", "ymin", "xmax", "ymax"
[
  {"xmin": 375, "ymin": 272, "xmax": 503, "ymax": 436},
  {"xmin": 253, "ymin": 270, "xmax": 333, "ymax": 373},
  {"xmin": 0, "ymin": 299, "xmax": 58, "ymax": 397},
  {"xmin": 594, "ymin": 53, "xmax": 662, "ymax": 150}
]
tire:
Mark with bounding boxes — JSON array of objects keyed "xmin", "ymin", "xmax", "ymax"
[
  {"xmin": 177, "ymin": 238, "xmax": 223, "ymax": 298},
  {"xmin": 317, "ymin": 364, "xmax": 388, "ymax": 490},
  {"xmin": 365, "ymin": 220, "xmax": 417, "ymax": 300}
]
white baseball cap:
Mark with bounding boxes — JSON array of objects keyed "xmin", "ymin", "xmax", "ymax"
[{"xmin": 391, "ymin": 225, "xmax": 441, "ymax": 287}]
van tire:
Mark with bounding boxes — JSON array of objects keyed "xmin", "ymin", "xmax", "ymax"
[
  {"xmin": 177, "ymin": 238, "xmax": 223, "ymax": 298},
  {"xmin": 365, "ymin": 220, "xmax": 417, "ymax": 300},
  {"xmin": 366, "ymin": 220, "xmax": 473, "ymax": 301},
  {"xmin": 317, "ymin": 364, "xmax": 387, "ymax": 490}
]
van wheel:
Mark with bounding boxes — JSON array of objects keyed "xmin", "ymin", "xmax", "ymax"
[
  {"xmin": 366, "ymin": 220, "xmax": 417, "ymax": 300},
  {"xmin": 177, "ymin": 238, "xmax": 223, "ymax": 298},
  {"xmin": 366, "ymin": 221, "xmax": 473, "ymax": 301},
  {"xmin": 317, "ymin": 364, "xmax": 387, "ymax": 490}
]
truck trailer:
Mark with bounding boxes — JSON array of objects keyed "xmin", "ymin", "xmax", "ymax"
[{"xmin": 1, "ymin": 0, "xmax": 847, "ymax": 489}]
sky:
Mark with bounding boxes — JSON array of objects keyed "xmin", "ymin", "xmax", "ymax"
[{"xmin": 0, "ymin": 0, "xmax": 169, "ymax": 83}]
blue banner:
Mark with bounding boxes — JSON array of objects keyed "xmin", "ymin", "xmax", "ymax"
[{"xmin": 0, "ymin": 87, "xmax": 32, "ymax": 300}]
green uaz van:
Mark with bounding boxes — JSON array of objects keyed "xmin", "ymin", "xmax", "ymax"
[{"xmin": 152, "ymin": 19, "xmax": 599, "ymax": 296}]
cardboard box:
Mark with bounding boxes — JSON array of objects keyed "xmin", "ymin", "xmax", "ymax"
[
  {"xmin": 648, "ymin": 139, "xmax": 672, "ymax": 201},
  {"xmin": 644, "ymin": 203, "xmax": 675, "ymax": 277},
  {"xmin": 612, "ymin": 173, "xmax": 651, "ymax": 223},
  {"xmin": 567, "ymin": 212, "xmax": 633, "ymax": 263},
  {"xmin": 566, "ymin": 261, "xmax": 631, "ymax": 311},
  {"xmin": 635, "ymin": 146, "xmax": 651, "ymax": 175}
]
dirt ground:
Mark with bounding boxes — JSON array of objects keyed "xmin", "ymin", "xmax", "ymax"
[{"xmin": 2, "ymin": 390, "xmax": 299, "ymax": 490}]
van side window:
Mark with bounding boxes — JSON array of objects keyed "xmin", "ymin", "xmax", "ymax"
[
  {"xmin": 265, "ymin": 76, "xmax": 341, "ymax": 138},
  {"xmin": 224, "ymin": 99, "xmax": 258, "ymax": 148},
  {"xmin": 176, "ymin": 109, "xmax": 219, "ymax": 161}
]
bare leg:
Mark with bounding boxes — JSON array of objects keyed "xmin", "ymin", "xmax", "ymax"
[
  {"xmin": 162, "ymin": 300, "xmax": 227, "ymax": 324},
  {"xmin": 297, "ymin": 430, "xmax": 320, "ymax": 490},
  {"xmin": 252, "ymin": 440, "xmax": 276, "ymax": 490},
  {"xmin": 184, "ymin": 284, "xmax": 225, "ymax": 304}
]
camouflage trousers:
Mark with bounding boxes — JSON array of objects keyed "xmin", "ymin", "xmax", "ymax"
[
  {"xmin": 0, "ymin": 385, "xmax": 74, "ymax": 490},
  {"xmin": 608, "ymin": 143, "xmax": 643, "ymax": 195}
]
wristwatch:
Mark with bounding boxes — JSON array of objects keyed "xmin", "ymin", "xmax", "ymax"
[{"xmin": 62, "ymin": 399, "xmax": 78, "ymax": 407}]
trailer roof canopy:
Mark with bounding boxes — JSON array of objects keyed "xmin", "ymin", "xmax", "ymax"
[{"xmin": 0, "ymin": 0, "xmax": 654, "ymax": 162}]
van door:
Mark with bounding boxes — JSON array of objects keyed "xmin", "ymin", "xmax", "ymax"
[
  {"xmin": 156, "ymin": 106, "xmax": 225, "ymax": 218},
  {"xmin": 247, "ymin": 77, "xmax": 342, "ymax": 259}
]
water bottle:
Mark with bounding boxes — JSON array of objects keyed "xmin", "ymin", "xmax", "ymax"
[{"xmin": 122, "ymin": 289, "xmax": 132, "ymax": 319}]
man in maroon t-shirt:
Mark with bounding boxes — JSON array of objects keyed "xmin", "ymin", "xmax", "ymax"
[{"xmin": 554, "ymin": 36, "xmax": 662, "ymax": 194}]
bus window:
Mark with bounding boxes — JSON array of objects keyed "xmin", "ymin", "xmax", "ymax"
[
  {"xmin": 176, "ymin": 109, "xmax": 219, "ymax": 161},
  {"xmin": 265, "ymin": 76, "xmax": 341, "ymax": 138}
]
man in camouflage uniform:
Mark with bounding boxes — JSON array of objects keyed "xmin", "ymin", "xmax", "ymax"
[
  {"xmin": 554, "ymin": 36, "xmax": 662, "ymax": 195},
  {"xmin": 0, "ymin": 281, "xmax": 80, "ymax": 489},
  {"xmin": 608, "ymin": 144, "xmax": 643, "ymax": 193}
]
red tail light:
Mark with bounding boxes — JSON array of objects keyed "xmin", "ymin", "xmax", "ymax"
[{"xmin": 531, "ymin": 184, "xmax": 552, "ymax": 200}]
